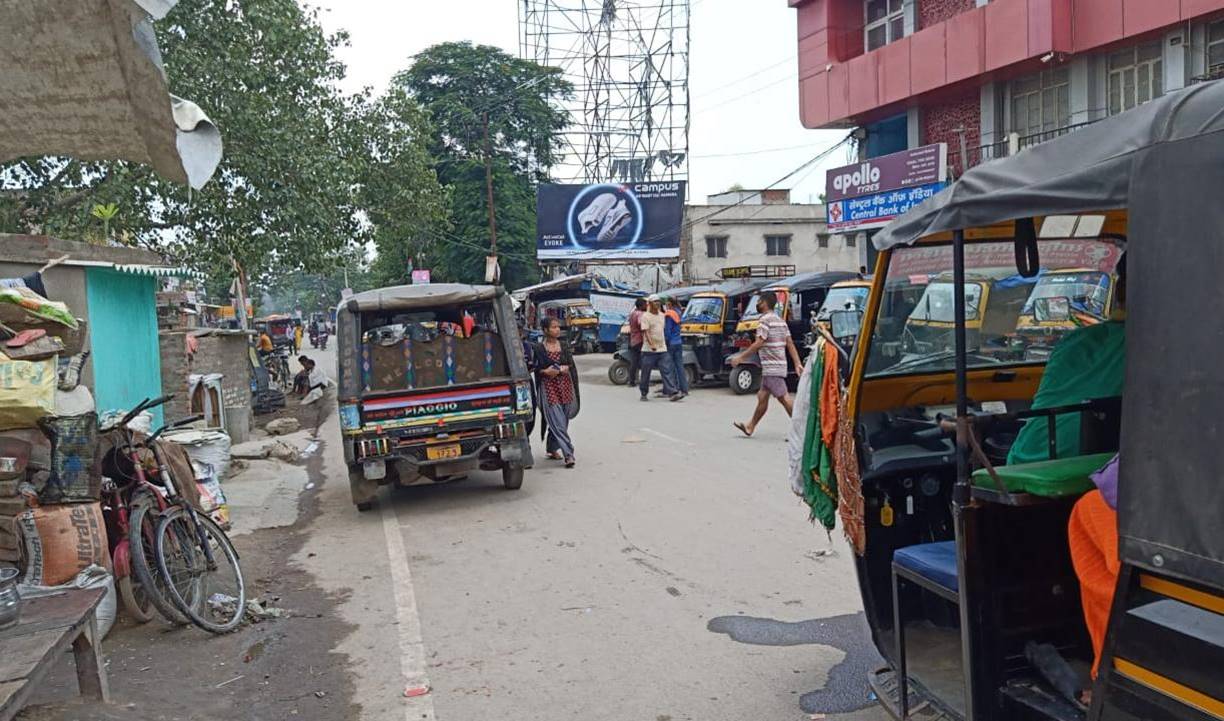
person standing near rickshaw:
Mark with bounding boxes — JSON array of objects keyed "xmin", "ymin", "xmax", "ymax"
[
  {"xmin": 665, "ymin": 296, "xmax": 688, "ymax": 400},
  {"xmin": 626, "ymin": 297, "xmax": 646, "ymax": 387},
  {"xmin": 532, "ymin": 317, "xmax": 580, "ymax": 468}
]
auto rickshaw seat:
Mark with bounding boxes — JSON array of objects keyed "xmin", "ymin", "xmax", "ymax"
[
  {"xmin": 971, "ymin": 452, "xmax": 1114, "ymax": 498},
  {"xmin": 893, "ymin": 541, "xmax": 959, "ymax": 593}
]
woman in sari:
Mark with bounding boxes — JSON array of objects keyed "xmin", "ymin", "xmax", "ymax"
[{"xmin": 532, "ymin": 317, "xmax": 581, "ymax": 468}]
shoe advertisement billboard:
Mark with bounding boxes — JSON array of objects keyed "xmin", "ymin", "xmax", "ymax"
[{"xmin": 536, "ymin": 181, "xmax": 686, "ymax": 260}]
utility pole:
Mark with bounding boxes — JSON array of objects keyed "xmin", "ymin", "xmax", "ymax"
[{"xmin": 483, "ymin": 112, "xmax": 498, "ymax": 257}]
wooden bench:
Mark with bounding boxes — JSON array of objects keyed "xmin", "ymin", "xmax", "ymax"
[{"xmin": 0, "ymin": 587, "xmax": 109, "ymax": 721}]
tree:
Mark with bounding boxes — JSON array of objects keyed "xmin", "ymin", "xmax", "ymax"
[
  {"xmin": 391, "ymin": 42, "xmax": 572, "ymax": 288},
  {"xmin": 0, "ymin": 0, "xmax": 376, "ymax": 290},
  {"xmin": 356, "ymin": 87, "xmax": 450, "ymax": 288}
]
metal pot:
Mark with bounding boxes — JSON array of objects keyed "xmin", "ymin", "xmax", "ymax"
[{"xmin": 0, "ymin": 567, "xmax": 21, "ymax": 631}]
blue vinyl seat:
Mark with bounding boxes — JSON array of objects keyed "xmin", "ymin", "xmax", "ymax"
[{"xmin": 893, "ymin": 541, "xmax": 959, "ymax": 593}]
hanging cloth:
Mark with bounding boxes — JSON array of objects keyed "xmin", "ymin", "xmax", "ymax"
[{"xmin": 800, "ymin": 337, "xmax": 838, "ymax": 532}]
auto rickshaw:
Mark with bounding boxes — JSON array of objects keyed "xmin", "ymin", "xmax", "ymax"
[
  {"xmin": 255, "ymin": 314, "xmax": 296, "ymax": 348},
  {"xmin": 1014, "ymin": 268, "xmax": 1117, "ymax": 361},
  {"xmin": 727, "ymin": 270, "xmax": 858, "ymax": 394},
  {"xmin": 900, "ymin": 269, "xmax": 1037, "ymax": 360},
  {"xmin": 678, "ymin": 278, "xmax": 769, "ymax": 387},
  {"xmin": 814, "ymin": 278, "xmax": 871, "ymax": 328},
  {"xmin": 536, "ymin": 298, "xmax": 600, "ymax": 355},
  {"xmin": 335, "ymin": 284, "xmax": 535, "ymax": 510},
  {"xmin": 828, "ymin": 82, "xmax": 1224, "ymax": 721}
]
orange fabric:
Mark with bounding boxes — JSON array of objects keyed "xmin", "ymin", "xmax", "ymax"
[
  {"xmin": 664, "ymin": 308, "xmax": 681, "ymax": 323},
  {"xmin": 820, "ymin": 340, "xmax": 840, "ymax": 446},
  {"xmin": 1068, "ymin": 489, "xmax": 1120, "ymax": 678}
]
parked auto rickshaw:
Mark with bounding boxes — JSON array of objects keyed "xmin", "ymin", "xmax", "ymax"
[
  {"xmin": 901, "ymin": 269, "xmax": 1037, "ymax": 360},
  {"xmin": 607, "ymin": 285, "xmax": 711, "ymax": 385},
  {"xmin": 1014, "ymin": 268, "xmax": 1117, "ymax": 361},
  {"xmin": 335, "ymin": 284, "xmax": 535, "ymax": 510},
  {"xmin": 814, "ymin": 278, "xmax": 871, "ymax": 328},
  {"xmin": 727, "ymin": 270, "xmax": 858, "ymax": 394},
  {"xmin": 536, "ymin": 298, "xmax": 600, "ymax": 355},
  {"xmin": 678, "ymin": 278, "xmax": 769, "ymax": 386},
  {"xmin": 831, "ymin": 82, "xmax": 1224, "ymax": 721}
]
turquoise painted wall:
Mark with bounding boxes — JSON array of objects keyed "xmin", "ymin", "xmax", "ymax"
[{"xmin": 85, "ymin": 269, "xmax": 164, "ymax": 427}]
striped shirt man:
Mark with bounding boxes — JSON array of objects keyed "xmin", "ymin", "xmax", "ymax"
[{"xmin": 756, "ymin": 310, "xmax": 789, "ymax": 377}]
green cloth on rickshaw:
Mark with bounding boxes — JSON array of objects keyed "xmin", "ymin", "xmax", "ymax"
[
  {"xmin": 802, "ymin": 340, "xmax": 837, "ymax": 531},
  {"xmin": 1006, "ymin": 321, "xmax": 1126, "ymax": 466}
]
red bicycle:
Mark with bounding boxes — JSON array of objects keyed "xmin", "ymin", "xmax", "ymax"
[{"xmin": 101, "ymin": 395, "xmax": 203, "ymax": 625}]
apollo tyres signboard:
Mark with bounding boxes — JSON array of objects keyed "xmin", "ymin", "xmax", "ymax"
[
  {"xmin": 536, "ymin": 181, "xmax": 686, "ymax": 261},
  {"xmin": 825, "ymin": 144, "xmax": 948, "ymax": 233}
]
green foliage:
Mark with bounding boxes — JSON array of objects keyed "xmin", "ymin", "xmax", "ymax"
[
  {"xmin": 391, "ymin": 42, "xmax": 572, "ymax": 289},
  {"xmin": 0, "ymin": 0, "xmax": 417, "ymax": 291}
]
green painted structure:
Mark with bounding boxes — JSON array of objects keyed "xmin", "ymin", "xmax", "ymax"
[{"xmin": 85, "ymin": 268, "xmax": 165, "ymax": 427}]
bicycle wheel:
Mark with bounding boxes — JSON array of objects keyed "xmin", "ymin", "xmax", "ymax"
[
  {"xmin": 154, "ymin": 506, "xmax": 246, "ymax": 633},
  {"xmin": 128, "ymin": 500, "xmax": 191, "ymax": 625}
]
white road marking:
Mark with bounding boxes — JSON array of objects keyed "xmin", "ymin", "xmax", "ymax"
[
  {"xmin": 641, "ymin": 427, "xmax": 695, "ymax": 446},
  {"xmin": 380, "ymin": 502, "xmax": 436, "ymax": 720}
]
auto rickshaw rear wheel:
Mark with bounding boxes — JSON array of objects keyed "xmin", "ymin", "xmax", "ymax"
[
  {"xmin": 608, "ymin": 359, "xmax": 630, "ymax": 385},
  {"xmin": 502, "ymin": 465, "xmax": 524, "ymax": 490}
]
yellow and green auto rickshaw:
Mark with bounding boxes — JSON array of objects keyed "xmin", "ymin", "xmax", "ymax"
[
  {"xmin": 728, "ymin": 270, "xmax": 858, "ymax": 393},
  {"xmin": 678, "ymin": 278, "xmax": 770, "ymax": 386},
  {"xmin": 827, "ymin": 81, "xmax": 1222, "ymax": 721},
  {"xmin": 1014, "ymin": 268, "xmax": 1118, "ymax": 361},
  {"xmin": 537, "ymin": 298, "xmax": 600, "ymax": 355}
]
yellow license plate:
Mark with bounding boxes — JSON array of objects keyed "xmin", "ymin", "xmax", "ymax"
[{"xmin": 426, "ymin": 443, "xmax": 462, "ymax": 461}]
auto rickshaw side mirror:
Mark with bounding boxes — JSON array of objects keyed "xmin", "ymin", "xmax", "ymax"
[
  {"xmin": 831, "ymin": 309, "xmax": 864, "ymax": 342},
  {"xmin": 1033, "ymin": 296, "xmax": 1071, "ymax": 322}
]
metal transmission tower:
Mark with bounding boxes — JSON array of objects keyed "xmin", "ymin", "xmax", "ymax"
[{"xmin": 519, "ymin": 0, "xmax": 691, "ymax": 184}]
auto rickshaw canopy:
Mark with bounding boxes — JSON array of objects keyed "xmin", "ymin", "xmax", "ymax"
[
  {"xmin": 872, "ymin": 78, "xmax": 1224, "ymax": 587},
  {"xmin": 343, "ymin": 284, "xmax": 503, "ymax": 313}
]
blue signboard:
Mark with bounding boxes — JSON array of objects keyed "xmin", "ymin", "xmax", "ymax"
[{"xmin": 826, "ymin": 180, "xmax": 947, "ymax": 232}]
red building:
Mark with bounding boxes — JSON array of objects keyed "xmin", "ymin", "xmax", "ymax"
[{"xmin": 790, "ymin": 0, "xmax": 1224, "ymax": 176}]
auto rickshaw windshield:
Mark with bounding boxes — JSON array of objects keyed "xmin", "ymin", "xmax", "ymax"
[
  {"xmin": 566, "ymin": 303, "xmax": 597, "ymax": 320},
  {"xmin": 1021, "ymin": 271, "xmax": 1110, "ymax": 318},
  {"xmin": 865, "ymin": 238, "xmax": 1122, "ymax": 377},
  {"xmin": 816, "ymin": 285, "xmax": 869, "ymax": 320},
  {"xmin": 681, "ymin": 297, "xmax": 724, "ymax": 323}
]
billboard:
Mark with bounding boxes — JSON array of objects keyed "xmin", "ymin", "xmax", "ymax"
[
  {"xmin": 826, "ymin": 144, "xmax": 948, "ymax": 233},
  {"xmin": 536, "ymin": 181, "xmax": 686, "ymax": 260}
]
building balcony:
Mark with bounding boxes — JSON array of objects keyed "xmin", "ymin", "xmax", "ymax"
[{"xmin": 961, "ymin": 120, "xmax": 1098, "ymax": 171}]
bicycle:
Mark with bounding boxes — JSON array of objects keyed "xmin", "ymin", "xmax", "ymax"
[
  {"xmin": 100, "ymin": 395, "xmax": 201, "ymax": 624},
  {"xmin": 104, "ymin": 395, "xmax": 247, "ymax": 633}
]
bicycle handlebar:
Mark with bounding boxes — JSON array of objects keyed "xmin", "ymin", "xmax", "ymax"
[
  {"xmin": 147, "ymin": 413, "xmax": 205, "ymax": 443},
  {"xmin": 116, "ymin": 394, "xmax": 176, "ymax": 428}
]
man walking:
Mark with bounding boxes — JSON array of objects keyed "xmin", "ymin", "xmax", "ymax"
[
  {"xmin": 637, "ymin": 296, "xmax": 679, "ymax": 401},
  {"xmin": 626, "ymin": 297, "xmax": 646, "ymax": 386},
  {"xmin": 731, "ymin": 291, "xmax": 802, "ymax": 436},
  {"xmin": 664, "ymin": 296, "xmax": 688, "ymax": 400}
]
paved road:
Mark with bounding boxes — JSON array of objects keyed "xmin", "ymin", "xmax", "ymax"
[{"xmin": 299, "ymin": 351, "xmax": 888, "ymax": 721}]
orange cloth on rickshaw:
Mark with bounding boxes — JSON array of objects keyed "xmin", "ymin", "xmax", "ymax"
[{"xmin": 1068, "ymin": 488, "xmax": 1120, "ymax": 678}]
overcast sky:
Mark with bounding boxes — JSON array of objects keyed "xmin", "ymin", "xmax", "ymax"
[{"xmin": 308, "ymin": 0, "xmax": 854, "ymax": 204}]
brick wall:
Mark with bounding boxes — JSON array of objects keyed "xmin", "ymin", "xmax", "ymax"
[
  {"xmin": 919, "ymin": 0, "xmax": 976, "ymax": 29},
  {"xmin": 922, "ymin": 93, "xmax": 981, "ymax": 178},
  {"xmin": 159, "ymin": 330, "xmax": 254, "ymax": 442}
]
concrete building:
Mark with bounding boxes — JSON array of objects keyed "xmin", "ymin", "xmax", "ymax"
[
  {"xmin": 789, "ymin": 0, "xmax": 1224, "ymax": 177},
  {"xmin": 683, "ymin": 190, "xmax": 860, "ymax": 283}
]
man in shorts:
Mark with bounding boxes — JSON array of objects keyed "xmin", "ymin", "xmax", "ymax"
[{"xmin": 731, "ymin": 291, "xmax": 803, "ymax": 437}]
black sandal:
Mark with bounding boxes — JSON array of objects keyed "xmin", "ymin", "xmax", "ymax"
[{"xmin": 564, "ymin": 457, "xmax": 575, "ymax": 468}]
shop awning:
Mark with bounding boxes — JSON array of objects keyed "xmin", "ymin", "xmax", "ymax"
[{"xmin": 0, "ymin": 0, "xmax": 222, "ymax": 189}]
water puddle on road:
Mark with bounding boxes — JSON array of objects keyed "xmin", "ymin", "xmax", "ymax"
[{"xmin": 707, "ymin": 612, "xmax": 883, "ymax": 714}]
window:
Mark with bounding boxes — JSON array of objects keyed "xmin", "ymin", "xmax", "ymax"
[
  {"xmin": 1209, "ymin": 20, "xmax": 1224, "ymax": 73},
  {"xmin": 817, "ymin": 234, "xmax": 829, "ymax": 248},
  {"xmin": 865, "ymin": 0, "xmax": 905, "ymax": 52},
  {"xmin": 765, "ymin": 235, "xmax": 791, "ymax": 256},
  {"xmin": 1108, "ymin": 41, "xmax": 1163, "ymax": 115},
  {"xmin": 705, "ymin": 235, "xmax": 727, "ymax": 258},
  {"xmin": 1009, "ymin": 67, "xmax": 1070, "ymax": 138},
  {"xmin": 845, "ymin": 234, "xmax": 857, "ymax": 248}
]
